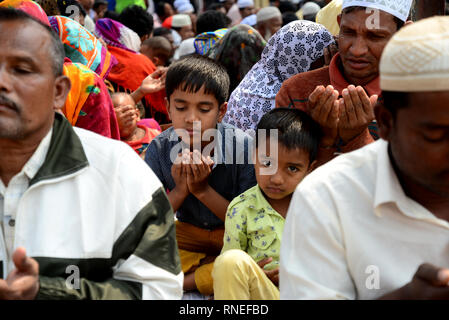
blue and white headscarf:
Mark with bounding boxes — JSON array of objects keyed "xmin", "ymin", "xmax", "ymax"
[{"xmin": 223, "ymin": 20, "xmax": 335, "ymax": 132}]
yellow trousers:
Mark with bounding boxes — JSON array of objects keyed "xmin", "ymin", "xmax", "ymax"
[
  {"xmin": 176, "ymin": 221, "xmax": 224, "ymax": 296},
  {"xmin": 212, "ymin": 249, "xmax": 280, "ymax": 300}
]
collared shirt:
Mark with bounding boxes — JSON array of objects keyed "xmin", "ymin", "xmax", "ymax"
[
  {"xmin": 0, "ymin": 128, "xmax": 53, "ymax": 274},
  {"xmin": 222, "ymin": 185, "xmax": 284, "ymax": 271},
  {"xmin": 145, "ymin": 122, "xmax": 257, "ymax": 230},
  {"xmin": 280, "ymin": 139, "xmax": 449, "ymax": 300}
]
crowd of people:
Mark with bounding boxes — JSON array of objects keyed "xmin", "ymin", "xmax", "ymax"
[{"xmin": 1, "ymin": 0, "xmax": 449, "ymax": 301}]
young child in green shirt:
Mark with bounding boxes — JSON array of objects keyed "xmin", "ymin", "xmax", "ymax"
[{"xmin": 212, "ymin": 108, "xmax": 322, "ymax": 300}]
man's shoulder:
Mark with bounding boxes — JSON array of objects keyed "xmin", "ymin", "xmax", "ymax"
[
  {"xmin": 299, "ymin": 140, "xmax": 384, "ymax": 193},
  {"xmin": 277, "ymin": 66, "xmax": 331, "ymax": 108},
  {"xmin": 74, "ymin": 128, "xmax": 156, "ymax": 176},
  {"xmin": 74, "ymin": 127, "xmax": 130, "ymax": 156},
  {"xmin": 283, "ymin": 66, "xmax": 331, "ymax": 89}
]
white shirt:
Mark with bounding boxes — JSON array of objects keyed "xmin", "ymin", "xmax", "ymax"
[
  {"xmin": 0, "ymin": 128, "xmax": 52, "ymax": 274},
  {"xmin": 279, "ymin": 139, "xmax": 449, "ymax": 300}
]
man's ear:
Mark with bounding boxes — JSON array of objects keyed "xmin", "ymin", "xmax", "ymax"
[
  {"xmin": 153, "ymin": 56, "xmax": 162, "ymax": 66},
  {"xmin": 165, "ymin": 97, "xmax": 172, "ymax": 120},
  {"xmin": 53, "ymin": 75, "xmax": 71, "ymax": 112},
  {"xmin": 337, "ymin": 13, "xmax": 342, "ymax": 27},
  {"xmin": 374, "ymin": 99, "xmax": 393, "ymax": 141},
  {"xmin": 307, "ymin": 160, "xmax": 318, "ymax": 173},
  {"xmin": 217, "ymin": 101, "xmax": 227, "ymax": 123}
]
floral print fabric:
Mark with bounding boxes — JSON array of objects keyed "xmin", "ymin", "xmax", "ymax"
[
  {"xmin": 221, "ymin": 185, "xmax": 285, "ymax": 271},
  {"xmin": 223, "ymin": 20, "xmax": 335, "ymax": 132},
  {"xmin": 49, "ymin": 15, "xmax": 117, "ymax": 79}
]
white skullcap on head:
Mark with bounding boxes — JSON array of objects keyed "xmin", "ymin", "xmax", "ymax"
[
  {"xmin": 380, "ymin": 16, "xmax": 449, "ymax": 92},
  {"xmin": 237, "ymin": 0, "xmax": 254, "ymax": 9},
  {"xmin": 172, "ymin": 14, "xmax": 192, "ymax": 27},
  {"xmin": 176, "ymin": 38, "xmax": 196, "ymax": 59},
  {"xmin": 174, "ymin": 0, "xmax": 194, "ymax": 13},
  {"xmin": 342, "ymin": 0, "xmax": 413, "ymax": 22},
  {"xmin": 241, "ymin": 13, "xmax": 257, "ymax": 26},
  {"xmin": 256, "ymin": 6, "xmax": 281, "ymax": 23},
  {"xmin": 301, "ymin": 1, "xmax": 321, "ymax": 16}
]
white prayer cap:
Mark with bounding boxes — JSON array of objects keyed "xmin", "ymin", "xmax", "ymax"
[
  {"xmin": 174, "ymin": 0, "xmax": 194, "ymax": 13},
  {"xmin": 256, "ymin": 6, "xmax": 281, "ymax": 23},
  {"xmin": 175, "ymin": 38, "xmax": 196, "ymax": 60},
  {"xmin": 342, "ymin": 0, "xmax": 413, "ymax": 22},
  {"xmin": 380, "ymin": 16, "xmax": 449, "ymax": 92},
  {"xmin": 172, "ymin": 14, "xmax": 192, "ymax": 27},
  {"xmin": 237, "ymin": 0, "xmax": 254, "ymax": 9},
  {"xmin": 301, "ymin": 1, "xmax": 321, "ymax": 16},
  {"xmin": 241, "ymin": 13, "xmax": 257, "ymax": 26}
]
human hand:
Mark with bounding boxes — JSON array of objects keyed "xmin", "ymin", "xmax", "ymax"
[
  {"xmin": 171, "ymin": 149, "xmax": 189, "ymax": 197},
  {"xmin": 138, "ymin": 68, "xmax": 167, "ymax": 95},
  {"xmin": 0, "ymin": 247, "xmax": 39, "ymax": 300},
  {"xmin": 257, "ymin": 257, "xmax": 279, "ymax": 286},
  {"xmin": 337, "ymin": 85, "xmax": 377, "ymax": 144},
  {"xmin": 323, "ymin": 41, "xmax": 338, "ymax": 66},
  {"xmin": 186, "ymin": 150, "xmax": 214, "ymax": 197},
  {"xmin": 380, "ymin": 264, "xmax": 449, "ymax": 300},
  {"xmin": 308, "ymin": 85, "xmax": 340, "ymax": 147},
  {"xmin": 114, "ymin": 104, "xmax": 138, "ymax": 131}
]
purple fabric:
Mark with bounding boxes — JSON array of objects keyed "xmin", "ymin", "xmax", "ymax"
[{"xmin": 95, "ymin": 18, "xmax": 136, "ymax": 52}]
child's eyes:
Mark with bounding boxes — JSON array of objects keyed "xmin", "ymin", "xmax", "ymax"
[
  {"xmin": 175, "ymin": 106, "xmax": 185, "ymax": 111},
  {"xmin": 288, "ymin": 166, "xmax": 299, "ymax": 173},
  {"xmin": 199, "ymin": 109, "xmax": 210, "ymax": 113}
]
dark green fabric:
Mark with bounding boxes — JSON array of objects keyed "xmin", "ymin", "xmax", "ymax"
[
  {"xmin": 134, "ymin": 188, "xmax": 181, "ymax": 275},
  {"xmin": 37, "ymin": 276, "xmax": 142, "ymax": 300},
  {"xmin": 34, "ymin": 188, "xmax": 180, "ymax": 299},
  {"xmin": 30, "ymin": 112, "xmax": 88, "ymax": 186}
]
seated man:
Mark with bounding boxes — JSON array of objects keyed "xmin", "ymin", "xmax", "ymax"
[
  {"xmin": 275, "ymin": 0, "xmax": 413, "ymax": 167},
  {"xmin": 213, "ymin": 108, "xmax": 321, "ymax": 300},
  {"xmin": 0, "ymin": 8, "xmax": 182, "ymax": 300},
  {"xmin": 280, "ymin": 16, "xmax": 449, "ymax": 300}
]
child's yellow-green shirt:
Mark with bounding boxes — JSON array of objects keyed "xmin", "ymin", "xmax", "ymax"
[{"xmin": 221, "ymin": 185, "xmax": 285, "ymax": 270}]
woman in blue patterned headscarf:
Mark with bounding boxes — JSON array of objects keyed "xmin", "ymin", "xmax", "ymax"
[{"xmin": 223, "ymin": 20, "xmax": 335, "ymax": 132}]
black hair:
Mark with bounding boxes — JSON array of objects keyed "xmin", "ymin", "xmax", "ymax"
[
  {"xmin": 57, "ymin": 0, "xmax": 87, "ymax": 18},
  {"xmin": 104, "ymin": 10, "xmax": 120, "ymax": 20},
  {"xmin": 119, "ymin": 5, "xmax": 154, "ymax": 38},
  {"xmin": 165, "ymin": 54, "xmax": 230, "ymax": 106},
  {"xmin": 196, "ymin": 10, "xmax": 229, "ymax": 34},
  {"xmin": 256, "ymin": 108, "xmax": 322, "ymax": 163},
  {"xmin": 342, "ymin": 6, "xmax": 405, "ymax": 30},
  {"xmin": 207, "ymin": 3, "xmax": 225, "ymax": 11},
  {"xmin": 155, "ymin": 1, "xmax": 173, "ymax": 20},
  {"xmin": 282, "ymin": 11, "xmax": 298, "ymax": 26},
  {"xmin": 381, "ymin": 91, "xmax": 409, "ymax": 118},
  {"xmin": 0, "ymin": 8, "xmax": 65, "ymax": 77},
  {"xmin": 153, "ymin": 26, "xmax": 172, "ymax": 36},
  {"xmin": 279, "ymin": 0, "xmax": 297, "ymax": 13}
]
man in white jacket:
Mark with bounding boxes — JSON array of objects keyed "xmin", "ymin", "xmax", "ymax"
[{"xmin": 0, "ymin": 8, "xmax": 183, "ymax": 300}]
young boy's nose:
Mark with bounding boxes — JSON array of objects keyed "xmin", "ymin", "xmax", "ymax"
[
  {"xmin": 270, "ymin": 172, "xmax": 284, "ymax": 186},
  {"xmin": 185, "ymin": 111, "xmax": 200, "ymax": 123}
]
